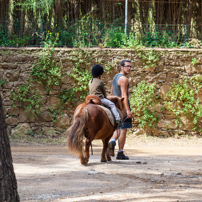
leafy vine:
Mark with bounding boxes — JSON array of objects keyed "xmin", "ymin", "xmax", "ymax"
[
  {"xmin": 11, "ymin": 79, "xmax": 42, "ymax": 117},
  {"xmin": 130, "ymin": 80, "xmax": 161, "ymax": 128},
  {"xmin": 137, "ymin": 49, "xmax": 160, "ymax": 69},
  {"xmin": 165, "ymin": 75, "xmax": 202, "ymax": 132},
  {"xmin": 31, "ymin": 32, "xmax": 62, "ymax": 93}
]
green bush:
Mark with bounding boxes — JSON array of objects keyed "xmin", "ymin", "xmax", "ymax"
[
  {"xmin": 131, "ymin": 80, "xmax": 161, "ymax": 128},
  {"xmin": 165, "ymin": 76, "xmax": 202, "ymax": 132}
]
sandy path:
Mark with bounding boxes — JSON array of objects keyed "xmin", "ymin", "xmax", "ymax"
[{"xmin": 11, "ymin": 137, "xmax": 202, "ymax": 202}]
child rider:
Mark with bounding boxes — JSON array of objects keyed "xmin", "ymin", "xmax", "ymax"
[{"xmin": 89, "ymin": 64, "xmax": 122, "ymax": 126}]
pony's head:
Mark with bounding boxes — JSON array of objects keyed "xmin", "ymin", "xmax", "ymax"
[{"xmin": 107, "ymin": 96, "xmax": 127, "ymax": 118}]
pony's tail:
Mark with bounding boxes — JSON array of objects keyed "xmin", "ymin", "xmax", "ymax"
[{"xmin": 67, "ymin": 105, "xmax": 88, "ymax": 159}]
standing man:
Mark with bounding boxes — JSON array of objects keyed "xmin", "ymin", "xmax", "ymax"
[{"xmin": 108, "ymin": 60, "xmax": 133, "ymax": 160}]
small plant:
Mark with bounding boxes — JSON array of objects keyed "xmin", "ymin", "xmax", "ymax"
[
  {"xmin": 191, "ymin": 58, "xmax": 198, "ymax": 66},
  {"xmin": 105, "ymin": 62, "xmax": 113, "ymax": 74},
  {"xmin": 136, "ymin": 49, "xmax": 160, "ymax": 69},
  {"xmin": 0, "ymin": 79, "xmax": 8, "ymax": 86},
  {"xmin": 58, "ymin": 88, "xmax": 78, "ymax": 106},
  {"xmin": 131, "ymin": 80, "xmax": 161, "ymax": 128},
  {"xmin": 68, "ymin": 67, "xmax": 92, "ymax": 99},
  {"xmin": 46, "ymin": 105, "xmax": 63, "ymax": 122},
  {"xmin": 11, "ymin": 79, "xmax": 42, "ymax": 117}
]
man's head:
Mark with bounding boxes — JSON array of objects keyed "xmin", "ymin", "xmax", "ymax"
[
  {"xmin": 91, "ymin": 64, "xmax": 105, "ymax": 78},
  {"xmin": 120, "ymin": 60, "xmax": 132, "ymax": 75}
]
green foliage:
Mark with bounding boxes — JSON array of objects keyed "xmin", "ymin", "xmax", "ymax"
[
  {"xmin": 104, "ymin": 62, "xmax": 113, "ymax": 74},
  {"xmin": 58, "ymin": 88, "xmax": 78, "ymax": 106},
  {"xmin": 0, "ymin": 25, "xmax": 8, "ymax": 46},
  {"xmin": 0, "ymin": 17, "xmax": 189, "ymax": 48},
  {"xmin": 0, "ymin": 24, "xmax": 30, "ymax": 46},
  {"xmin": 68, "ymin": 67, "xmax": 92, "ymax": 99},
  {"xmin": 102, "ymin": 25, "xmax": 183, "ymax": 48},
  {"xmin": 58, "ymin": 69, "xmax": 91, "ymax": 106},
  {"xmin": 137, "ymin": 49, "xmax": 160, "ymax": 69},
  {"xmin": 0, "ymin": 79, "xmax": 8, "ymax": 86},
  {"xmin": 165, "ymin": 76, "xmax": 202, "ymax": 132},
  {"xmin": 46, "ymin": 105, "xmax": 63, "ymax": 122},
  {"xmin": 31, "ymin": 32, "xmax": 62, "ymax": 93},
  {"xmin": 56, "ymin": 29, "xmax": 74, "ymax": 47},
  {"xmin": 191, "ymin": 58, "xmax": 198, "ymax": 66},
  {"xmin": 140, "ymin": 30, "xmax": 178, "ymax": 48},
  {"xmin": 7, "ymin": 35, "xmax": 31, "ymax": 47},
  {"xmin": 104, "ymin": 28, "xmax": 125, "ymax": 48},
  {"xmin": 16, "ymin": 0, "xmax": 53, "ymax": 17},
  {"xmin": 11, "ymin": 32, "xmax": 63, "ymax": 120},
  {"xmin": 121, "ymin": 33, "xmax": 141, "ymax": 48},
  {"xmin": 11, "ymin": 79, "xmax": 42, "ymax": 117},
  {"xmin": 131, "ymin": 80, "xmax": 160, "ymax": 128}
]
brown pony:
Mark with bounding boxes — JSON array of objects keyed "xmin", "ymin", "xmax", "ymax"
[{"xmin": 67, "ymin": 95, "xmax": 126, "ymax": 165}]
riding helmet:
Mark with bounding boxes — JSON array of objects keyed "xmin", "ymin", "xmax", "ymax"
[{"xmin": 91, "ymin": 64, "xmax": 105, "ymax": 77}]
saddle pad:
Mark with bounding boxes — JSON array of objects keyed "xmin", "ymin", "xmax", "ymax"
[{"xmin": 97, "ymin": 105, "xmax": 115, "ymax": 127}]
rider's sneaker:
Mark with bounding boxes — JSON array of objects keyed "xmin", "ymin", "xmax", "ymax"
[
  {"xmin": 115, "ymin": 120, "xmax": 122, "ymax": 127},
  {"xmin": 116, "ymin": 151, "xmax": 129, "ymax": 160},
  {"xmin": 108, "ymin": 141, "xmax": 116, "ymax": 157}
]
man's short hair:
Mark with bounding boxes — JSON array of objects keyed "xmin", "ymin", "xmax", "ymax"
[{"xmin": 120, "ymin": 60, "xmax": 131, "ymax": 67}]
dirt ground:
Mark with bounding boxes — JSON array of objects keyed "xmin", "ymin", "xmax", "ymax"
[{"xmin": 11, "ymin": 135, "xmax": 202, "ymax": 202}]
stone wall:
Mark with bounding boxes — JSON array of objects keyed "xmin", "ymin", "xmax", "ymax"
[{"xmin": 1, "ymin": 47, "xmax": 202, "ymax": 137}]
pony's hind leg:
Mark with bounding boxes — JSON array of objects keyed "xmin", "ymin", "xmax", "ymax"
[
  {"xmin": 79, "ymin": 138, "xmax": 90, "ymax": 166},
  {"xmin": 101, "ymin": 136, "xmax": 112, "ymax": 162},
  {"xmin": 80, "ymin": 138, "xmax": 91, "ymax": 165}
]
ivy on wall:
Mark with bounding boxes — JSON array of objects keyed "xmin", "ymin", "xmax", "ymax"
[
  {"xmin": 165, "ymin": 75, "xmax": 202, "ymax": 133},
  {"xmin": 136, "ymin": 49, "xmax": 160, "ymax": 69},
  {"xmin": 130, "ymin": 80, "xmax": 161, "ymax": 128},
  {"xmin": 3, "ymin": 45, "xmax": 202, "ymax": 135},
  {"xmin": 11, "ymin": 79, "xmax": 42, "ymax": 117},
  {"xmin": 10, "ymin": 44, "xmax": 114, "ymax": 119},
  {"xmin": 130, "ymin": 75, "xmax": 202, "ymax": 134}
]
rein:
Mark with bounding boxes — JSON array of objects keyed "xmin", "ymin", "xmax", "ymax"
[{"xmin": 91, "ymin": 143, "xmax": 93, "ymax": 155}]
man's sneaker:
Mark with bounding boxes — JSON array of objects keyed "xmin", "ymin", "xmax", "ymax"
[
  {"xmin": 115, "ymin": 120, "xmax": 122, "ymax": 127},
  {"xmin": 116, "ymin": 151, "xmax": 129, "ymax": 160},
  {"xmin": 108, "ymin": 141, "xmax": 116, "ymax": 157}
]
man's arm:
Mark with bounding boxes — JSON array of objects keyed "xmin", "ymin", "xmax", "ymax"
[{"xmin": 118, "ymin": 76, "xmax": 132, "ymax": 119}]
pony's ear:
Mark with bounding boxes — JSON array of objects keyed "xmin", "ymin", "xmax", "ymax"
[{"xmin": 121, "ymin": 97, "xmax": 124, "ymax": 102}]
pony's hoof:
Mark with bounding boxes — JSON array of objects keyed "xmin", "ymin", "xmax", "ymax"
[
  {"xmin": 80, "ymin": 158, "xmax": 89, "ymax": 165},
  {"xmin": 101, "ymin": 159, "xmax": 107, "ymax": 162},
  {"xmin": 107, "ymin": 157, "xmax": 112, "ymax": 161},
  {"xmin": 107, "ymin": 154, "xmax": 112, "ymax": 161}
]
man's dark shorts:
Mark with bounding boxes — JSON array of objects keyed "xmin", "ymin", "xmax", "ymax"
[{"xmin": 120, "ymin": 118, "xmax": 132, "ymax": 129}]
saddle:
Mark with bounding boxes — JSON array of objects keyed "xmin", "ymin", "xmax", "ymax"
[{"xmin": 86, "ymin": 95, "xmax": 116, "ymax": 127}]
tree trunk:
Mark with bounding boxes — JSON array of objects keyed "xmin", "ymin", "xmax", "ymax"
[
  {"xmin": 0, "ymin": 95, "xmax": 20, "ymax": 202},
  {"xmin": 0, "ymin": 0, "xmax": 10, "ymax": 34},
  {"xmin": 0, "ymin": 0, "xmax": 10, "ymax": 19},
  {"xmin": 12, "ymin": 0, "xmax": 26, "ymax": 36}
]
